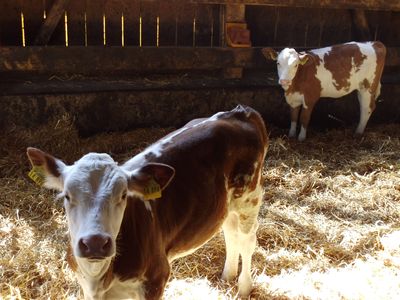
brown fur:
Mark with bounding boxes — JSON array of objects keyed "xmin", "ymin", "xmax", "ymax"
[{"xmin": 287, "ymin": 52, "xmax": 322, "ymax": 107}]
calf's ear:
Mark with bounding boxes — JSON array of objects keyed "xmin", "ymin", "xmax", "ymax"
[
  {"xmin": 26, "ymin": 147, "xmax": 67, "ymax": 191},
  {"xmin": 261, "ymin": 47, "xmax": 278, "ymax": 61},
  {"xmin": 127, "ymin": 163, "xmax": 175, "ymax": 200},
  {"xmin": 299, "ymin": 53, "xmax": 309, "ymax": 65}
]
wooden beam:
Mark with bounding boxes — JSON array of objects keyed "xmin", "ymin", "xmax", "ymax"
[
  {"xmin": 0, "ymin": 46, "xmax": 399, "ymax": 75},
  {"xmin": 0, "ymin": 47, "xmax": 264, "ymax": 74},
  {"xmin": 34, "ymin": 0, "xmax": 71, "ymax": 45},
  {"xmin": 224, "ymin": 4, "xmax": 248, "ymax": 78},
  {"xmin": 0, "ymin": 76, "xmax": 279, "ymax": 96},
  {"xmin": 351, "ymin": 9, "xmax": 372, "ymax": 41},
  {"xmin": 226, "ymin": 4, "xmax": 246, "ymax": 22},
  {"xmin": 191, "ymin": 0, "xmax": 400, "ymax": 11}
]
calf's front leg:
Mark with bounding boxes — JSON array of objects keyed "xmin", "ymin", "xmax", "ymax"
[
  {"xmin": 144, "ymin": 258, "xmax": 171, "ymax": 300},
  {"xmin": 289, "ymin": 106, "xmax": 301, "ymax": 138},
  {"xmin": 298, "ymin": 101, "xmax": 316, "ymax": 142}
]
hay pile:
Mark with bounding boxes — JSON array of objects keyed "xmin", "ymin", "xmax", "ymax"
[{"xmin": 1, "ymin": 116, "xmax": 399, "ymax": 299}]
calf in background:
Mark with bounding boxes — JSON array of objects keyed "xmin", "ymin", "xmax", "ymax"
[{"xmin": 263, "ymin": 41, "xmax": 386, "ymax": 141}]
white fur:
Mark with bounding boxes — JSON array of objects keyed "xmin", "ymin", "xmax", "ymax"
[
  {"xmin": 298, "ymin": 126, "xmax": 307, "ymax": 142},
  {"xmin": 285, "ymin": 91, "xmax": 307, "ymax": 109},
  {"xmin": 289, "ymin": 121, "xmax": 297, "ymax": 138},
  {"xmin": 105, "ymin": 278, "xmax": 145, "ymax": 300},
  {"xmin": 76, "ymin": 272, "xmax": 145, "ymax": 300}
]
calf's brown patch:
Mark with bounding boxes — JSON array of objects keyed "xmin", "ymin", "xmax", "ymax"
[
  {"xmin": 286, "ymin": 52, "xmax": 322, "ymax": 107},
  {"xmin": 323, "ymin": 44, "xmax": 367, "ymax": 92}
]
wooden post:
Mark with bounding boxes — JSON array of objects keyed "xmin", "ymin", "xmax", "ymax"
[
  {"xmin": 34, "ymin": 0, "xmax": 70, "ymax": 45},
  {"xmin": 351, "ymin": 9, "xmax": 371, "ymax": 41},
  {"xmin": 223, "ymin": 4, "xmax": 250, "ymax": 78}
]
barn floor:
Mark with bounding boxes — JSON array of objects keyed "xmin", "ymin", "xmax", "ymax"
[{"xmin": 1, "ymin": 116, "xmax": 399, "ymax": 300}]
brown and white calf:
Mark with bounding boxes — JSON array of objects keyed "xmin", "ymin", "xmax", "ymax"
[
  {"xmin": 27, "ymin": 105, "xmax": 268, "ymax": 300},
  {"xmin": 262, "ymin": 41, "xmax": 386, "ymax": 141}
]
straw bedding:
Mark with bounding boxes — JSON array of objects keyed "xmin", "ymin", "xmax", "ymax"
[{"xmin": 1, "ymin": 115, "xmax": 399, "ymax": 299}]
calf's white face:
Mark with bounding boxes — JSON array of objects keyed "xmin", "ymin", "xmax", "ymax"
[
  {"xmin": 62, "ymin": 154, "xmax": 128, "ymax": 261},
  {"xmin": 276, "ymin": 48, "xmax": 307, "ymax": 90},
  {"xmin": 26, "ymin": 148, "xmax": 175, "ymax": 276}
]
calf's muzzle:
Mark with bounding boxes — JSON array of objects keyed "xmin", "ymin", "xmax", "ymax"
[{"xmin": 78, "ymin": 234, "xmax": 113, "ymax": 259}]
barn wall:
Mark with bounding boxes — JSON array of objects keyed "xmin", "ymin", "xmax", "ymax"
[
  {"xmin": 1, "ymin": 84, "xmax": 399, "ymax": 136},
  {"xmin": 1, "ymin": 1, "xmax": 399, "ymax": 47},
  {"xmin": 0, "ymin": 87, "xmax": 283, "ymax": 136},
  {"xmin": 0, "ymin": 1, "xmax": 399, "ymax": 135}
]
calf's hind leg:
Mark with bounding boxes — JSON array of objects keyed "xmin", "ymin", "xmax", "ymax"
[
  {"xmin": 237, "ymin": 215, "xmax": 259, "ymax": 297},
  {"xmin": 222, "ymin": 185, "xmax": 263, "ymax": 297},
  {"xmin": 355, "ymin": 89, "xmax": 375, "ymax": 135},
  {"xmin": 222, "ymin": 213, "xmax": 240, "ymax": 282}
]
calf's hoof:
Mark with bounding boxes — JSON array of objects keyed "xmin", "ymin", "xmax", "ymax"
[
  {"xmin": 222, "ymin": 268, "xmax": 237, "ymax": 282},
  {"xmin": 238, "ymin": 273, "xmax": 253, "ymax": 298},
  {"xmin": 297, "ymin": 135, "xmax": 306, "ymax": 142}
]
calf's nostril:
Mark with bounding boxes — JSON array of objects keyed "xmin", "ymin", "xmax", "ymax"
[
  {"xmin": 78, "ymin": 238, "xmax": 90, "ymax": 254},
  {"xmin": 103, "ymin": 237, "xmax": 112, "ymax": 252}
]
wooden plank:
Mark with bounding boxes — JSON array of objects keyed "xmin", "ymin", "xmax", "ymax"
[
  {"xmin": 104, "ymin": 0, "xmax": 125, "ymax": 46},
  {"xmin": 159, "ymin": 0, "xmax": 179, "ymax": 46},
  {"xmin": 226, "ymin": 4, "xmax": 245, "ymax": 22},
  {"xmin": 224, "ymin": 4, "xmax": 246, "ymax": 77},
  {"xmin": 2, "ymin": 70, "xmax": 400, "ymax": 96},
  {"xmin": 376, "ymin": 11, "xmax": 396, "ymax": 45},
  {"xmin": 209, "ymin": 4, "xmax": 221, "ymax": 47},
  {"xmin": 351, "ymin": 9, "xmax": 372, "ymax": 41},
  {"xmin": 21, "ymin": 0, "xmax": 43, "ymax": 46},
  {"xmin": 0, "ymin": 1, "xmax": 22, "ymax": 45},
  {"xmin": 0, "ymin": 46, "xmax": 399, "ymax": 75},
  {"xmin": 246, "ymin": 6, "xmax": 274, "ymax": 46},
  {"xmin": 176, "ymin": 2, "xmax": 197, "ymax": 46},
  {"xmin": 140, "ymin": 0, "xmax": 158, "ymax": 46},
  {"xmin": 191, "ymin": 0, "xmax": 400, "ymax": 11},
  {"xmin": 123, "ymin": 0, "xmax": 140, "ymax": 46},
  {"xmin": 0, "ymin": 47, "xmax": 260, "ymax": 75},
  {"xmin": 0, "ymin": 76, "xmax": 279, "ymax": 96},
  {"xmin": 66, "ymin": 0, "xmax": 86, "ymax": 46},
  {"xmin": 34, "ymin": 0, "xmax": 71, "ymax": 45},
  {"xmin": 86, "ymin": 0, "xmax": 105, "ymax": 45}
]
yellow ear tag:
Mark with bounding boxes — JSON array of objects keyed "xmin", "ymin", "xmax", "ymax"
[
  {"xmin": 28, "ymin": 165, "xmax": 46, "ymax": 186},
  {"xmin": 143, "ymin": 178, "xmax": 162, "ymax": 200},
  {"xmin": 300, "ymin": 56, "xmax": 309, "ymax": 65}
]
